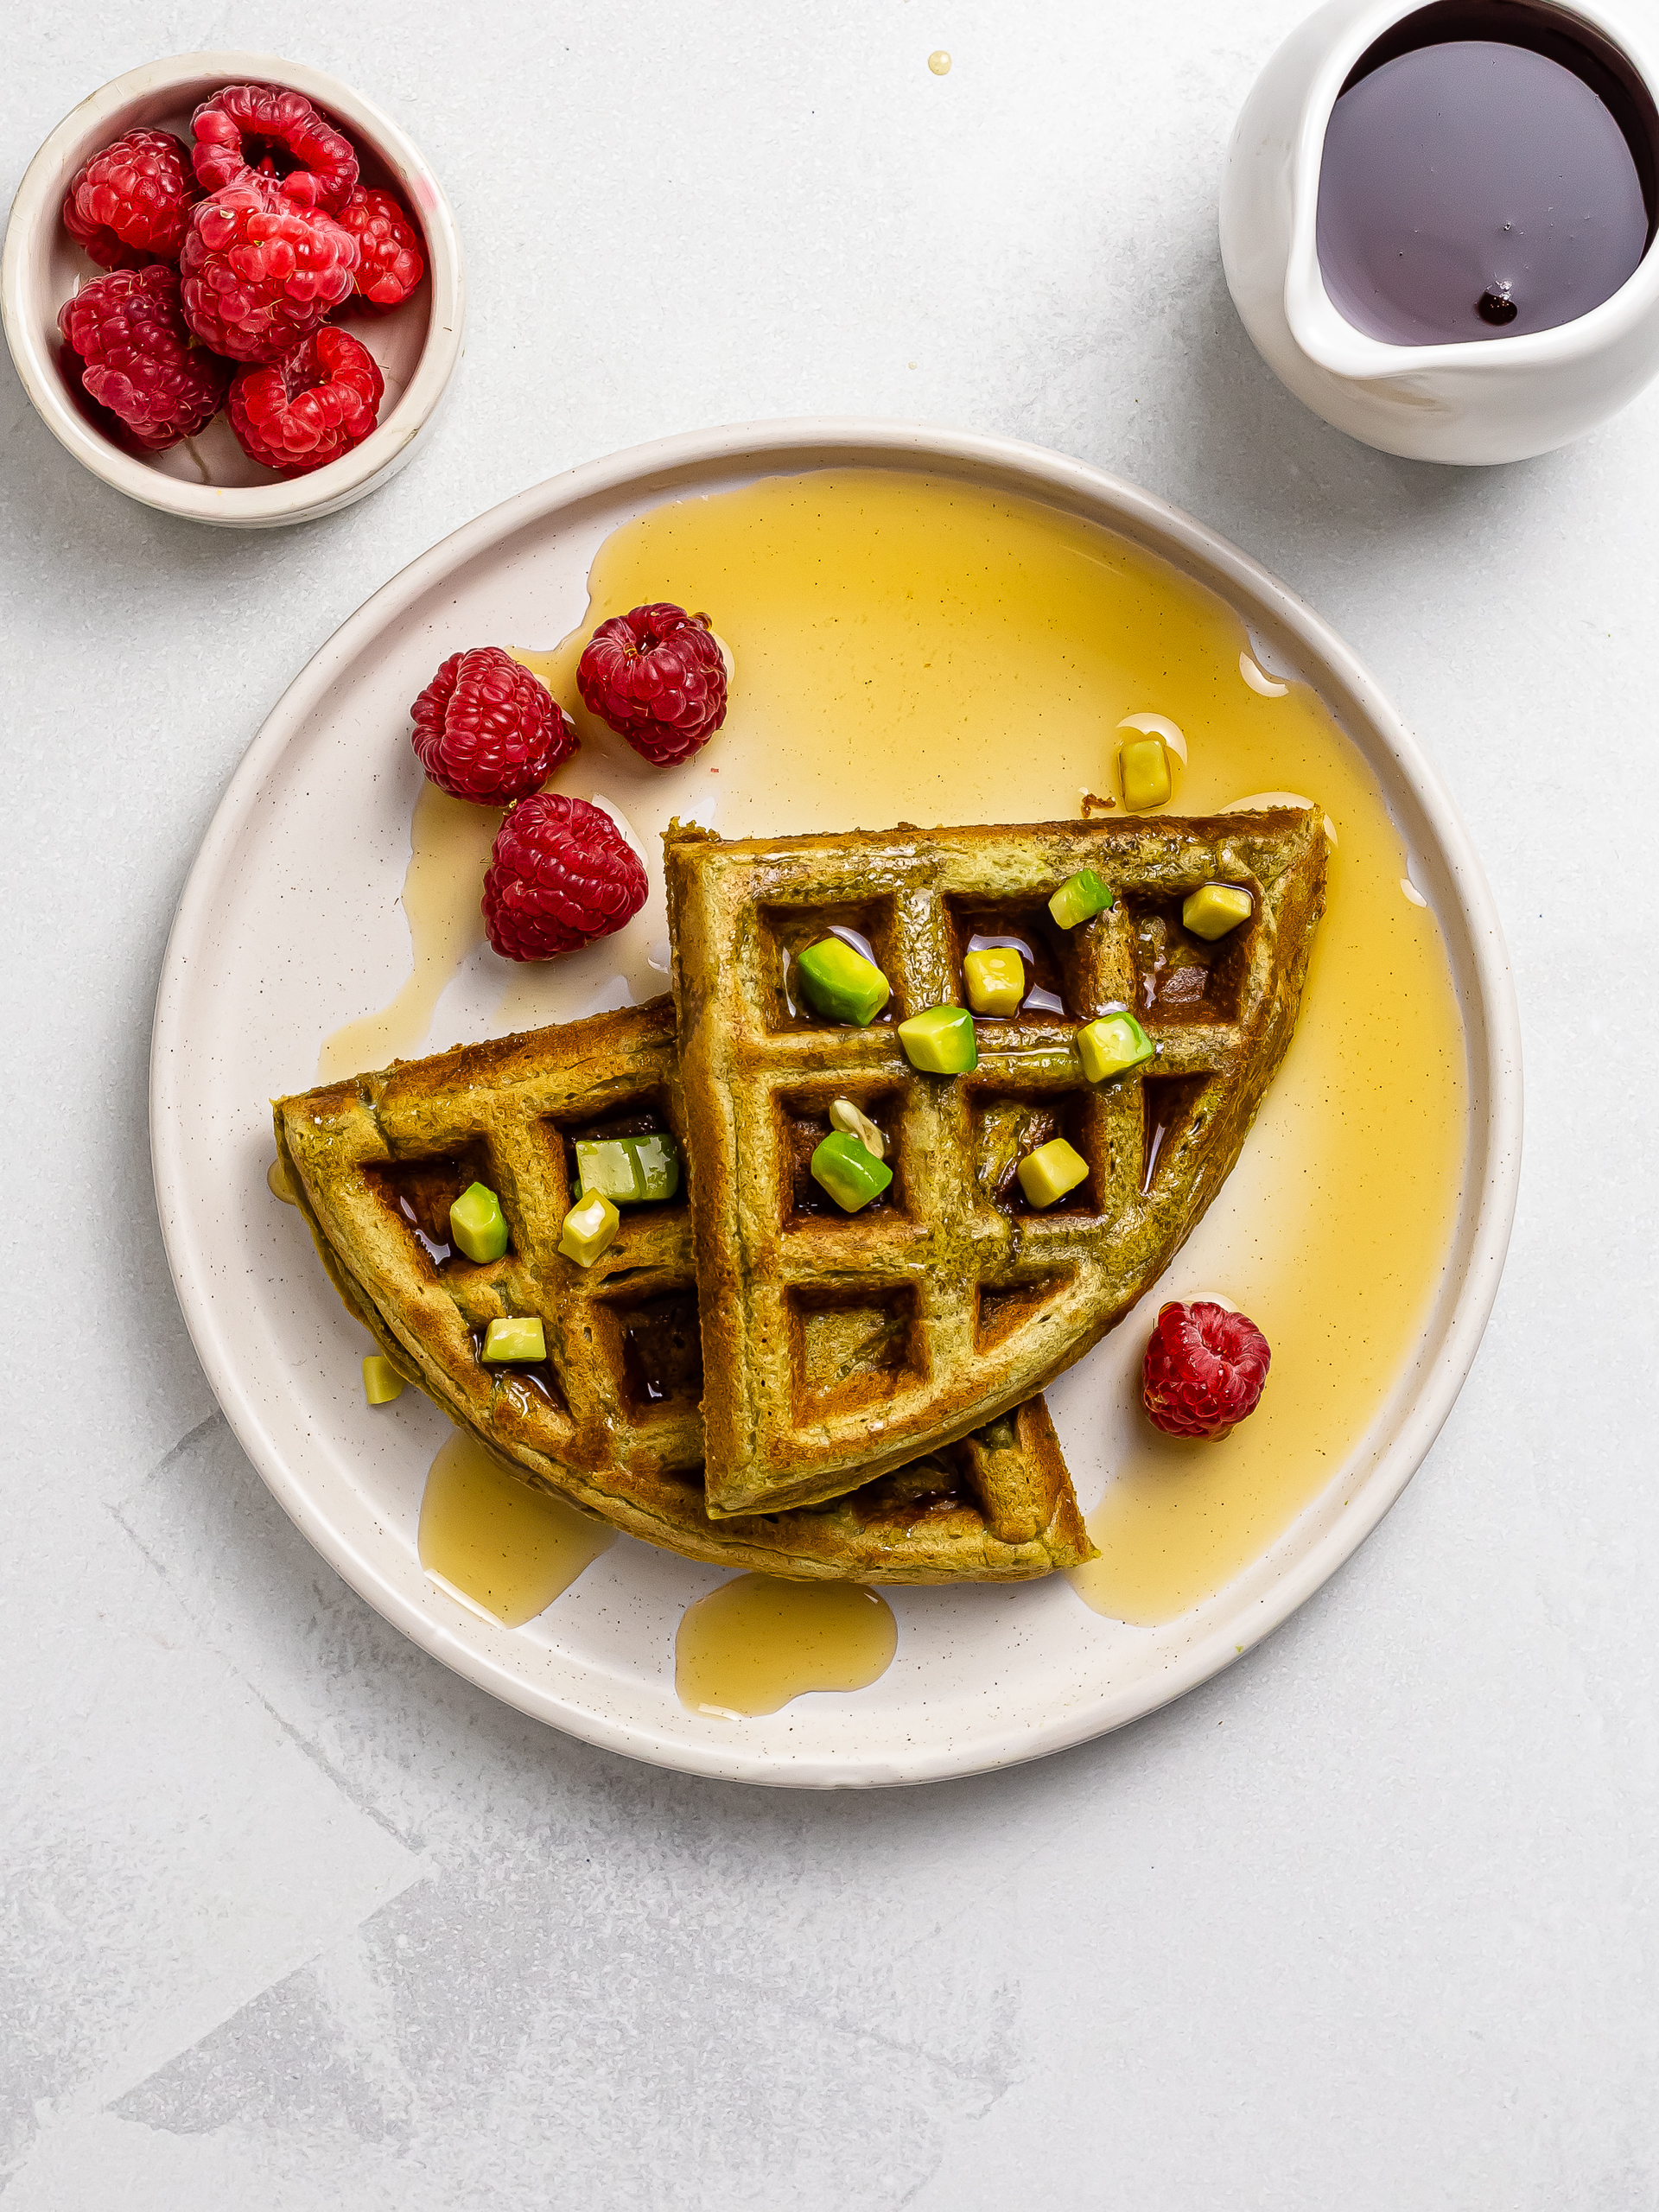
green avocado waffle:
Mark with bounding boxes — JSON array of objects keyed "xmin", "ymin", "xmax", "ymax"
[
  {"xmin": 665, "ymin": 809, "xmax": 1327, "ymax": 1517},
  {"xmin": 273, "ymin": 997, "xmax": 1093, "ymax": 1584}
]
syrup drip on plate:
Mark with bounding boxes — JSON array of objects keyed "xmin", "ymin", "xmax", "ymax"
[
  {"xmin": 418, "ymin": 1432, "xmax": 613, "ymax": 1628},
  {"xmin": 676, "ymin": 1574, "xmax": 898, "ymax": 1717},
  {"xmin": 317, "ymin": 784, "xmax": 500, "ymax": 1082}
]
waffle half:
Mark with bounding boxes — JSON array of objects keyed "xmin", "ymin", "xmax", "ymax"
[
  {"xmin": 273, "ymin": 999, "xmax": 1092, "ymax": 1583},
  {"xmin": 666, "ymin": 809, "xmax": 1327, "ymax": 1516}
]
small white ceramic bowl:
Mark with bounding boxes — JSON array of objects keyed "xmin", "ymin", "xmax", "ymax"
[{"xmin": 2, "ymin": 51, "xmax": 465, "ymax": 527}]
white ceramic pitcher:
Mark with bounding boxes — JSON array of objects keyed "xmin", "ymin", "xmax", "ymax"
[{"xmin": 1220, "ymin": 0, "xmax": 1659, "ymax": 462}]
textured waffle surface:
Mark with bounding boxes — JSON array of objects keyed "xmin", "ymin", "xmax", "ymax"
[
  {"xmin": 274, "ymin": 999, "xmax": 1092, "ymax": 1583},
  {"xmin": 666, "ymin": 810, "xmax": 1327, "ymax": 1515}
]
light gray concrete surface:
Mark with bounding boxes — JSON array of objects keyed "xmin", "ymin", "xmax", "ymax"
[{"xmin": 3, "ymin": 1, "xmax": 1656, "ymax": 2203}]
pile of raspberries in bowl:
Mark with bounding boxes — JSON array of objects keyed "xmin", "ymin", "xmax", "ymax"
[{"xmin": 57, "ymin": 83, "xmax": 424, "ymax": 475}]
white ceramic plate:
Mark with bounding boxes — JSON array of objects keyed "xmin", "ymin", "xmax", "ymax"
[{"xmin": 150, "ymin": 421, "xmax": 1522, "ymax": 1786}]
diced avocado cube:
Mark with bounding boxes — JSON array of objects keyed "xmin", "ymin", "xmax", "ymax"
[
  {"xmin": 481, "ymin": 1316, "xmax": 547, "ymax": 1363},
  {"xmin": 898, "ymin": 1004, "xmax": 979, "ymax": 1073},
  {"xmin": 574, "ymin": 1137, "xmax": 643, "ymax": 1204},
  {"xmin": 625, "ymin": 1133, "xmax": 680, "ymax": 1202},
  {"xmin": 1047, "ymin": 868, "xmax": 1115, "ymax": 931},
  {"xmin": 1120, "ymin": 735, "xmax": 1173, "ymax": 811},
  {"xmin": 963, "ymin": 945, "xmax": 1025, "ymax": 1015},
  {"xmin": 575, "ymin": 1133, "xmax": 681, "ymax": 1205},
  {"xmin": 1182, "ymin": 883, "xmax": 1254, "ymax": 940},
  {"xmin": 1017, "ymin": 1136, "xmax": 1090, "ymax": 1208},
  {"xmin": 449, "ymin": 1180, "xmax": 509, "ymax": 1263},
  {"xmin": 362, "ymin": 1354, "xmax": 404, "ymax": 1405},
  {"xmin": 558, "ymin": 1189, "xmax": 620, "ymax": 1268},
  {"xmin": 810, "ymin": 1131, "xmax": 894, "ymax": 1212},
  {"xmin": 796, "ymin": 937, "xmax": 891, "ymax": 1026},
  {"xmin": 828, "ymin": 1096, "xmax": 886, "ymax": 1160},
  {"xmin": 1077, "ymin": 1011, "xmax": 1155, "ymax": 1084}
]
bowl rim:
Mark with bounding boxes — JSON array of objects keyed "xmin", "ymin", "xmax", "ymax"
[
  {"xmin": 149, "ymin": 416, "xmax": 1526, "ymax": 1788},
  {"xmin": 1, "ymin": 48, "xmax": 464, "ymax": 525}
]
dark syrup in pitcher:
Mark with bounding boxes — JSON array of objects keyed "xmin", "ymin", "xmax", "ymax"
[{"xmin": 1317, "ymin": 0, "xmax": 1658, "ymax": 344}]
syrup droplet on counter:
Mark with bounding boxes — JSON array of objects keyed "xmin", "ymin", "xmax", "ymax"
[
  {"xmin": 927, "ymin": 49, "xmax": 952, "ymax": 75},
  {"xmin": 266, "ymin": 1156, "xmax": 299, "ymax": 1205},
  {"xmin": 317, "ymin": 783, "xmax": 501, "ymax": 1081},
  {"xmin": 418, "ymin": 1431, "xmax": 613, "ymax": 1628},
  {"xmin": 676, "ymin": 1575, "xmax": 898, "ymax": 1716}
]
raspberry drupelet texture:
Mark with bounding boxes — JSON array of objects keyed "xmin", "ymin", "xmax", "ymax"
[
  {"xmin": 1142, "ymin": 1300, "xmax": 1271, "ymax": 1440},
  {"xmin": 60, "ymin": 341, "xmax": 143, "ymax": 448},
  {"xmin": 61, "ymin": 129, "xmax": 198, "ymax": 270},
  {"xmin": 58, "ymin": 266, "xmax": 230, "ymax": 451},
  {"xmin": 576, "ymin": 601, "xmax": 729, "ymax": 766},
  {"xmin": 410, "ymin": 647, "xmax": 575, "ymax": 806},
  {"xmin": 228, "ymin": 327, "xmax": 384, "ymax": 475},
  {"xmin": 483, "ymin": 795, "xmax": 647, "ymax": 961},
  {"xmin": 338, "ymin": 186, "xmax": 426, "ymax": 308},
  {"xmin": 179, "ymin": 177, "xmax": 359, "ymax": 363},
  {"xmin": 190, "ymin": 85, "xmax": 358, "ymax": 213}
]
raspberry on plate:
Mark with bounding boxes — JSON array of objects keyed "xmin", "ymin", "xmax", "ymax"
[
  {"xmin": 60, "ymin": 129, "xmax": 198, "ymax": 270},
  {"xmin": 576, "ymin": 601, "xmax": 729, "ymax": 766},
  {"xmin": 227, "ymin": 327, "xmax": 384, "ymax": 476},
  {"xmin": 483, "ymin": 794, "xmax": 648, "ymax": 961},
  {"xmin": 410, "ymin": 647, "xmax": 576, "ymax": 806},
  {"xmin": 189, "ymin": 84, "xmax": 358, "ymax": 213},
  {"xmin": 1141, "ymin": 1300, "xmax": 1271, "ymax": 1440},
  {"xmin": 178, "ymin": 176, "xmax": 359, "ymax": 363},
  {"xmin": 58, "ymin": 265, "xmax": 229, "ymax": 452},
  {"xmin": 337, "ymin": 186, "xmax": 426, "ymax": 308}
]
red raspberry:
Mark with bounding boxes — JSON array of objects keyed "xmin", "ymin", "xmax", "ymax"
[
  {"xmin": 337, "ymin": 186, "xmax": 425, "ymax": 308},
  {"xmin": 410, "ymin": 648, "xmax": 575, "ymax": 805},
  {"xmin": 178, "ymin": 177, "xmax": 358, "ymax": 364},
  {"xmin": 576, "ymin": 602, "xmax": 728, "ymax": 766},
  {"xmin": 227, "ymin": 327, "xmax": 383, "ymax": 475},
  {"xmin": 61, "ymin": 129, "xmax": 198, "ymax": 269},
  {"xmin": 60, "ymin": 340, "xmax": 141, "ymax": 449},
  {"xmin": 483, "ymin": 795, "xmax": 647, "ymax": 961},
  {"xmin": 58, "ymin": 266, "xmax": 229, "ymax": 452},
  {"xmin": 189, "ymin": 85, "xmax": 358, "ymax": 214},
  {"xmin": 1142, "ymin": 1300, "xmax": 1271, "ymax": 1440}
]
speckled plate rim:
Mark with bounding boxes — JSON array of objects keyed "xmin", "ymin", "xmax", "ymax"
[{"xmin": 149, "ymin": 418, "xmax": 1523, "ymax": 1786}]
